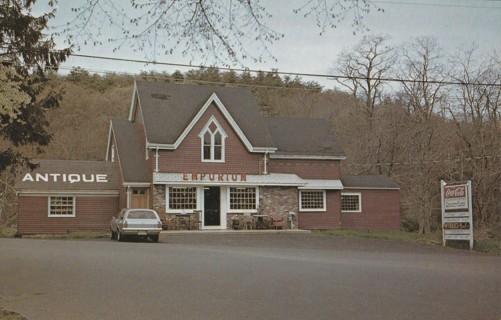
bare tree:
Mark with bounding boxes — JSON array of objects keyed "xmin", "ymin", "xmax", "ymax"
[
  {"xmin": 333, "ymin": 35, "xmax": 396, "ymax": 174},
  {"xmin": 447, "ymin": 49, "xmax": 501, "ymax": 236},
  {"xmin": 394, "ymin": 37, "xmax": 450, "ymax": 234},
  {"xmin": 334, "ymin": 35, "xmax": 395, "ymax": 124},
  {"xmin": 54, "ymin": 0, "xmax": 383, "ymax": 65}
]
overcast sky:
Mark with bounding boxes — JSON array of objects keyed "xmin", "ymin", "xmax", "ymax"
[{"xmin": 42, "ymin": 0, "xmax": 501, "ymax": 90}]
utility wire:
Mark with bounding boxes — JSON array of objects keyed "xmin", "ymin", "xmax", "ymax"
[
  {"xmin": 69, "ymin": 53, "xmax": 501, "ymax": 88},
  {"xmin": 371, "ymin": 0, "xmax": 501, "ymax": 9}
]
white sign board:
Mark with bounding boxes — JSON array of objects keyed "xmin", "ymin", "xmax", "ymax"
[
  {"xmin": 441, "ymin": 181, "xmax": 473, "ymax": 249},
  {"xmin": 443, "ymin": 184, "xmax": 468, "ymax": 210}
]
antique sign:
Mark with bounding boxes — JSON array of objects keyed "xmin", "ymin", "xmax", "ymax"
[
  {"xmin": 440, "ymin": 181, "xmax": 473, "ymax": 249},
  {"xmin": 22, "ymin": 173, "xmax": 109, "ymax": 184}
]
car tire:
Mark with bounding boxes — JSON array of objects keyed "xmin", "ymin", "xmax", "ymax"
[
  {"xmin": 151, "ymin": 235, "xmax": 159, "ymax": 243},
  {"xmin": 117, "ymin": 231, "xmax": 125, "ymax": 242}
]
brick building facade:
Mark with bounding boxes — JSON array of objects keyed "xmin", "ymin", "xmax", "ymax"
[{"xmin": 15, "ymin": 81, "xmax": 400, "ymax": 234}]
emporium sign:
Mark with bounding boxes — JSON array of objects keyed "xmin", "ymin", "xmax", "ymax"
[
  {"xmin": 182, "ymin": 173, "xmax": 247, "ymax": 182},
  {"xmin": 440, "ymin": 180, "xmax": 473, "ymax": 250}
]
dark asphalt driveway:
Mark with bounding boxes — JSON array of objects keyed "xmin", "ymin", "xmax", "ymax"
[{"xmin": 1, "ymin": 234, "xmax": 500, "ymax": 320}]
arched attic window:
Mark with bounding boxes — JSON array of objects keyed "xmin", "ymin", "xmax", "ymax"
[{"xmin": 199, "ymin": 116, "xmax": 227, "ymax": 162}]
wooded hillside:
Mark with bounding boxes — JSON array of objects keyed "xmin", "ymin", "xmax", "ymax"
[{"xmin": 1, "ymin": 64, "xmax": 499, "ymax": 239}]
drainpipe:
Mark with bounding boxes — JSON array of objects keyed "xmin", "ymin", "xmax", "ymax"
[
  {"xmin": 263, "ymin": 152, "xmax": 269, "ymax": 175},
  {"xmin": 155, "ymin": 147, "xmax": 159, "ymax": 173},
  {"xmin": 126, "ymin": 186, "xmax": 131, "ymax": 208}
]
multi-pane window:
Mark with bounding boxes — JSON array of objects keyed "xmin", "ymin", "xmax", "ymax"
[
  {"xmin": 341, "ymin": 193, "xmax": 362, "ymax": 212},
  {"xmin": 200, "ymin": 119, "xmax": 225, "ymax": 162},
  {"xmin": 49, "ymin": 196, "xmax": 75, "ymax": 217},
  {"xmin": 230, "ymin": 187, "xmax": 257, "ymax": 211},
  {"xmin": 169, "ymin": 187, "xmax": 197, "ymax": 210},
  {"xmin": 300, "ymin": 191, "xmax": 326, "ymax": 211}
]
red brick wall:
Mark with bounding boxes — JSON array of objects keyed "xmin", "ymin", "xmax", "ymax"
[
  {"xmin": 269, "ymin": 159, "xmax": 341, "ymax": 179},
  {"xmin": 340, "ymin": 189, "xmax": 400, "ymax": 231},
  {"xmin": 298, "ymin": 191, "xmax": 341, "ymax": 230},
  {"xmin": 18, "ymin": 195, "xmax": 119, "ymax": 234},
  {"xmin": 157, "ymin": 103, "xmax": 263, "ymax": 174}
]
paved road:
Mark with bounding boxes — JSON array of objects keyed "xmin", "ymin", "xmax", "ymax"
[{"xmin": 1, "ymin": 234, "xmax": 500, "ymax": 320}]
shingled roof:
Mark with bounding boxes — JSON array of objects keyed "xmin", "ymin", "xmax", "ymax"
[
  {"xmin": 132, "ymin": 80, "xmax": 345, "ymax": 158},
  {"xmin": 111, "ymin": 119, "xmax": 150, "ymax": 184},
  {"xmin": 265, "ymin": 116, "xmax": 345, "ymax": 158},
  {"xmin": 341, "ymin": 175, "xmax": 400, "ymax": 189},
  {"xmin": 133, "ymin": 80, "xmax": 275, "ymax": 149}
]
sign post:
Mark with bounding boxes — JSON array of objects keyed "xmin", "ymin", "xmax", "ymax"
[{"xmin": 441, "ymin": 180, "xmax": 473, "ymax": 250}]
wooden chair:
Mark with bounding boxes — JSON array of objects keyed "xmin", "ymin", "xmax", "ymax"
[
  {"xmin": 271, "ymin": 214, "xmax": 287, "ymax": 229},
  {"xmin": 242, "ymin": 213, "xmax": 255, "ymax": 230}
]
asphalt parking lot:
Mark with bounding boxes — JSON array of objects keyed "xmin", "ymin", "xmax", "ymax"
[{"xmin": 1, "ymin": 233, "xmax": 500, "ymax": 320}]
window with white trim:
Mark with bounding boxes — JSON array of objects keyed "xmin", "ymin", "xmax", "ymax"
[
  {"xmin": 199, "ymin": 117, "xmax": 227, "ymax": 162},
  {"xmin": 299, "ymin": 190, "xmax": 326, "ymax": 211},
  {"xmin": 168, "ymin": 187, "xmax": 197, "ymax": 210},
  {"xmin": 48, "ymin": 196, "xmax": 75, "ymax": 217},
  {"xmin": 230, "ymin": 187, "xmax": 257, "ymax": 211},
  {"xmin": 341, "ymin": 193, "xmax": 362, "ymax": 212}
]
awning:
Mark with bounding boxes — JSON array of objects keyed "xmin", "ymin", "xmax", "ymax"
[
  {"xmin": 153, "ymin": 172, "xmax": 343, "ymax": 189},
  {"xmin": 299, "ymin": 179, "xmax": 343, "ymax": 190}
]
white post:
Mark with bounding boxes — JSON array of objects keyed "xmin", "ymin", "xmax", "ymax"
[
  {"xmin": 468, "ymin": 180, "xmax": 473, "ymax": 250},
  {"xmin": 440, "ymin": 180, "xmax": 446, "ymax": 247}
]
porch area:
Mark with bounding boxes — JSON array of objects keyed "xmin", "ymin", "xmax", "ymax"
[
  {"xmin": 159, "ymin": 228, "xmax": 311, "ymax": 235},
  {"xmin": 160, "ymin": 211, "xmax": 297, "ymax": 231}
]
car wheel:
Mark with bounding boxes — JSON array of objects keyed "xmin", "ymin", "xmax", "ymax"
[
  {"xmin": 117, "ymin": 231, "xmax": 125, "ymax": 242},
  {"xmin": 151, "ymin": 235, "xmax": 159, "ymax": 243}
]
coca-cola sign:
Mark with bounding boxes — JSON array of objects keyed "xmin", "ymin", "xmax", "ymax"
[
  {"xmin": 444, "ymin": 184, "xmax": 468, "ymax": 209},
  {"xmin": 445, "ymin": 185, "xmax": 466, "ymax": 198}
]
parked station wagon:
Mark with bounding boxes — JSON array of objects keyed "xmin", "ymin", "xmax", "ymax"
[{"xmin": 110, "ymin": 208, "xmax": 162, "ymax": 242}]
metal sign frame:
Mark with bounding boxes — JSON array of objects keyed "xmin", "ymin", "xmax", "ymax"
[{"xmin": 440, "ymin": 180, "xmax": 473, "ymax": 250}]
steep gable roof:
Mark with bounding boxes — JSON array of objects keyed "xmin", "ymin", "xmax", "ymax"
[
  {"xmin": 129, "ymin": 80, "xmax": 346, "ymax": 159},
  {"xmin": 131, "ymin": 80, "xmax": 275, "ymax": 151},
  {"xmin": 110, "ymin": 119, "xmax": 149, "ymax": 184}
]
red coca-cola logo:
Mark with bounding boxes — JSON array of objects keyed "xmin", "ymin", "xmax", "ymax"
[{"xmin": 445, "ymin": 185, "xmax": 466, "ymax": 198}]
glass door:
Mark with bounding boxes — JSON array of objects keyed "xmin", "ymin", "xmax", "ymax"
[{"xmin": 204, "ymin": 187, "xmax": 221, "ymax": 226}]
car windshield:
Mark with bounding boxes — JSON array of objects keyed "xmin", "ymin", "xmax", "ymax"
[{"xmin": 127, "ymin": 210, "xmax": 157, "ymax": 219}]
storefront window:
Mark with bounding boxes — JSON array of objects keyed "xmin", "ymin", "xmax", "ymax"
[
  {"xmin": 230, "ymin": 187, "xmax": 257, "ymax": 211},
  {"xmin": 341, "ymin": 193, "xmax": 362, "ymax": 212},
  {"xmin": 169, "ymin": 187, "xmax": 197, "ymax": 210},
  {"xmin": 49, "ymin": 196, "xmax": 75, "ymax": 217},
  {"xmin": 300, "ymin": 190, "xmax": 326, "ymax": 211}
]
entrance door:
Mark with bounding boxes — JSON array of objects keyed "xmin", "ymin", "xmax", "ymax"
[
  {"xmin": 131, "ymin": 188, "xmax": 149, "ymax": 208},
  {"xmin": 204, "ymin": 187, "xmax": 220, "ymax": 226}
]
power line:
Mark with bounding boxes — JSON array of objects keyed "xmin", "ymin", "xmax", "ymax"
[
  {"xmin": 69, "ymin": 53, "xmax": 501, "ymax": 88},
  {"xmin": 371, "ymin": 0, "xmax": 501, "ymax": 9}
]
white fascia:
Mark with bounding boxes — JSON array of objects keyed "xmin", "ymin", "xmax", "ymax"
[
  {"xmin": 269, "ymin": 154, "xmax": 346, "ymax": 160},
  {"xmin": 123, "ymin": 182, "xmax": 151, "ymax": 188},
  {"xmin": 128, "ymin": 81, "xmax": 139, "ymax": 121},
  {"xmin": 105, "ymin": 120, "xmax": 114, "ymax": 161}
]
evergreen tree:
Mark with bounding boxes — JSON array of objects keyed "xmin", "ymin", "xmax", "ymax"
[{"xmin": 0, "ymin": 0, "xmax": 71, "ymax": 171}]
